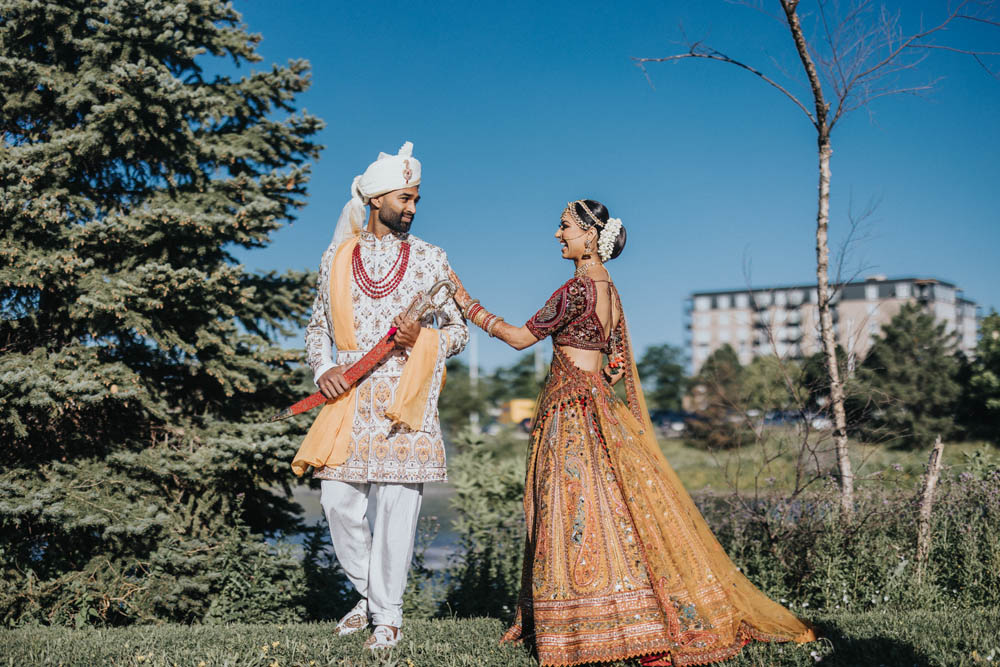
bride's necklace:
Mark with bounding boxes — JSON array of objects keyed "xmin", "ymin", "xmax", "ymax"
[{"xmin": 574, "ymin": 261, "xmax": 601, "ymax": 277}]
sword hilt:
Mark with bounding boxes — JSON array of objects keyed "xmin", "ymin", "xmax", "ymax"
[
  {"xmin": 402, "ymin": 279, "xmax": 457, "ymax": 321},
  {"xmin": 267, "ymin": 280, "xmax": 459, "ymax": 424}
]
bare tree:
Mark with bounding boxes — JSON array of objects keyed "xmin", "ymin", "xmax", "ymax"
[
  {"xmin": 636, "ymin": 0, "xmax": 999, "ymax": 518},
  {"xmin": 915, "ymin": 435, "xmax": 945, "ymax": 583}
]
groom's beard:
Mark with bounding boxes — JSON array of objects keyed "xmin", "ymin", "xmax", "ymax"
[{"xmin": 379, "ymin": 206, "xmax": 412, "ymax": 234}]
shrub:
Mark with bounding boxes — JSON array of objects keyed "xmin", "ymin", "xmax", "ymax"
[
  {"xmin": 701, "ymin": 452, "xmax": 1000, "ymax": 612},
  {"xmin": 442, "ymin": 428, "xmax": 525, "ymax": 619},
  {"xmin": 435, "ymin": 430, "xmax": 1000, "ymax": 619}
]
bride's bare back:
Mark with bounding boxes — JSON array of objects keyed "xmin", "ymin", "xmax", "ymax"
[{"xmin": 558, "ymin": 267, "xmax": 620, "ymax": 373}]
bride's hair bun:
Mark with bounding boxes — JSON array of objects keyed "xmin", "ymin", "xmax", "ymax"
[{"xmin": 572, "ymin": 199, "xmax": 627, "ymax": 261}]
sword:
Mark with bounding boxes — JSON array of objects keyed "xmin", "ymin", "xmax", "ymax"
[{"xmin": 268, "ymin": 279, "xmax": 457, "ymax": 422}]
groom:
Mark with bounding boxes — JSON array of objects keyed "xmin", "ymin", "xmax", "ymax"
[{"xmin": 293, "ymin": 142, "xmax": 468, "ymax": 649}]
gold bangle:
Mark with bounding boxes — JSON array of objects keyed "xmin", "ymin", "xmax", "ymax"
[
  {"xmin": 463, "ymin": 299, "xmax": 480, "ymax": 319},
  {"xmin": 487, "ymin": 316, "xmax": 504, "ymax": 337}
]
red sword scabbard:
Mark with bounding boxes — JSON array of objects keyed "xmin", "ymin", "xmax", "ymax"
[
  {"xmin": 268, "ymin": 278, "xmax": 456, "ymax": 424},
  {"xmin": 268, "ymin": 327, "xmax": 398, "ymax": 422}
]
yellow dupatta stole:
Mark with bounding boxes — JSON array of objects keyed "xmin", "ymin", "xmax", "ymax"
[
  {"xmin": 291, "ymin": 236, "xmax": 442, "ymax": 477},
  {"xmin": 503, "ymin": 287, "xmax": 814, "ymax": 666},
  {"xmin": 604, "ymin": 312, "xmax": 816, "ymax": 649}
]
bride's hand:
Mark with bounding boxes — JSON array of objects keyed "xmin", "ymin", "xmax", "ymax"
[
  {"xmin": 448, "ymin": 268, "xmax": 472, "ymax": 310},
  {"xmin": 603, "ymin": 356, "xmax": 626, "ymax": 385},
  {"xmin": 603, "ymin": 364, "xmax": 625, "ymax": 385}
]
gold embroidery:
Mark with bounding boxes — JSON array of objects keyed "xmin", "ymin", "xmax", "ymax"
[{"xmin": 502, "ymin": 349, "xmax": 815, "ymax": 665}]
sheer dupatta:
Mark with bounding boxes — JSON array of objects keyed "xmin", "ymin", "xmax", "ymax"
[{"xmin": 597, "ymin": 304, "xmax": 817, "ymax": 657}]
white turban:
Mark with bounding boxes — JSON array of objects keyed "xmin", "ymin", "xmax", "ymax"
[{"xmin": 331, "ymin": 141, "xmax": 422, "ymax": 247}]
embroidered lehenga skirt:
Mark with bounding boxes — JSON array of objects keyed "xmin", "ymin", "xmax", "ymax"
[{"xmin": 502, "ymin": 350, "xmax": 815, "ymax": 666}]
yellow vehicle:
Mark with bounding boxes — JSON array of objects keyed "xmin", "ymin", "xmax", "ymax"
[{"xmin": 499, "ymin": 398, "xmax": 536, "ymax": 426}]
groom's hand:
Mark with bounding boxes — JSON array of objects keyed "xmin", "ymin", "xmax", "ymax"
[
  {"xmin": 318, "ymin": 364, "xmax": 351, "ymax": 399},
  {"xmin": 393, "ymin": 315, "xmax": 421, "ymax": 348}
]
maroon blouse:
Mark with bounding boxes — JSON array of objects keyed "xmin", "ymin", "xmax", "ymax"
[{"xmin": 526, "ymin": 277, "xmax": 621, "ymax": 353}]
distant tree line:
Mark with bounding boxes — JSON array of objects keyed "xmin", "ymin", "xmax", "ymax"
[
  {"xmin": 688, "ymin": 305, "xmax": 1000, "ymax": 449},
  {"xmin": 441, "ymin": 304, "xmax": 1000, "ymax": 450}
]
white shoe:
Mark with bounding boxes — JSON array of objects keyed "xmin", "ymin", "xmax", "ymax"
[
  {"xmin": 364, "ymin": 625, "xmax": 401, "ymax": 650},
  {"xmin": 335, "ymin": 599, "xmax": 369, "ymax": 636}
]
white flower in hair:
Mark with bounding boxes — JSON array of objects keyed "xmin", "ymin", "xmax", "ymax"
[{"xmin": 598, "ymin": 217, "xmax": 622, "ymax": 261}]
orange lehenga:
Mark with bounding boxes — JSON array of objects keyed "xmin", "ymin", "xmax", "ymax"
[{"xmin": 501, "ymin": 277, "xmax": 815, "ymax": 666}]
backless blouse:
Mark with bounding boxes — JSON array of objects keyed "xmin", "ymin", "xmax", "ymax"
[{"xmin": 526, "ymin": 276, "xmax": 624, "ymax": 357}]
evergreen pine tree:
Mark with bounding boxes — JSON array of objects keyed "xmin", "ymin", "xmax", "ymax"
[
  {"xmin": 858, "ymin": 303, "xmax": 962, "ymax": 448},
  {"xmin": 801, "ymin": 344, "xmax": 848, "ymax": 412},
  {"xmin": 694, "ymin": 343, "xmax": 743, "ymax": 406},
  {"xmin": 637, "ymin": 343, "xmax": 686, "ymax": 412},
  {"xmin": 740, "ymin": 355, "xmax": 804, "ymax": 413},
  {"xmin": 1, "ymin": 1, "xmax": 323, "ymax": 625},
  {"xmin": 965, "ymin": 310, "xmax": 1000, "ymax": 443},
  {"xmin": 687, "ymin": 344, "xmax": 751, "ymax": 449}
]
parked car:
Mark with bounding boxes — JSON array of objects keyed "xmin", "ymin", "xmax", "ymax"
[
  {"xmin": 764, "ymin": 410, "xmax": 805, "ymax": 425},
  {"xmin": 649, "ymin": 410, "xmax": 702, "ymax": 437},
  {"xmin": 804, "ymin": 412, "xmax": 832, "ymax": 429}
]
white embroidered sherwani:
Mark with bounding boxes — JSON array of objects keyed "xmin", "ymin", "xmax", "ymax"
[{"xmin": 304, "ymin": 230, "xmax": 468, "ymax": 483}]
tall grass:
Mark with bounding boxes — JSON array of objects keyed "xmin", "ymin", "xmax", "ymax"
[{"xmin": 441, "ymin": 430, "xmax": 1000, "ymax": 619}]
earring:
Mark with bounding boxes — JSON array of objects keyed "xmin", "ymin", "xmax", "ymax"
[{"xmin": 581, "ymin": 238, "xmax": 593, "ymax": 260}]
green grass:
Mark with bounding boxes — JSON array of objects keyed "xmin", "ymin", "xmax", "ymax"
[
  {"xmin": 658, "ymin": 435, "xmax": 997, "ymax": 493},
  {"xmin": 462, "ymin": 425, "xmax": 998, "ymax": 495},
  {"xmin": 2, "ymin": 609, "xmax": 997, "ymax": 667}
]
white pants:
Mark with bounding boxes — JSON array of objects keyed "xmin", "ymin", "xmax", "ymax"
[{"xmin": 320, "ymin": 480, "xmax": 423, "ymax": 628}]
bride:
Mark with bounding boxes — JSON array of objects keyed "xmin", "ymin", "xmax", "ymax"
[{"xmin": 448, "ymin": 200, "xmax": 815, "ymax": 666}]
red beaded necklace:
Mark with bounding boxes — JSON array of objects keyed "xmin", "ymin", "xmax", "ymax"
[{"xmin": 352, "ymin": 240, "xmax": 410, "ymax": 299}]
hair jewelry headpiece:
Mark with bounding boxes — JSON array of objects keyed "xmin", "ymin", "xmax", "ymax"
[
  {"xmin": 564, "ymin": 200, "xmax": 622, "ymax": 261},
  {"xmin": 565, "ymin": 200, "xmax": 602, "ymax": 230}
]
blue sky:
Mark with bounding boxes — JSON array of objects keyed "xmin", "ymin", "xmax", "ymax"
[{"xmin": 225, "ymin": 0, "xmax": 1000, "ymax": 371}]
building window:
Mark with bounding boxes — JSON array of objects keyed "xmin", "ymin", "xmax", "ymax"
[
  {"xmin": 774, "ymin": 291, "xmax": 787, "ymax": 306},
  {"xmin": 717, "ymin": 295, "xmax": 730, "ymax": 309},
  {"xmin": 719, "ymin": 328, "xmax": 731, "ymax": 341},
  {"xmin": 788, "ymin": 290, "xmax": 804, "ymax": 305},
  {"xmin": 694, "ymin": 296, "xmax": 712, "ymax": 311},
  {"xmin": 866, "ymin": 284, "xmax": 879, "ymax": 301},
  {"xmin": 695, "ymin": 330, "xmax": 711, "ymax": 344},
  {"xmin": 735, "ymin": 294, "xmax": 749, "ymax": 308},
  {"xmin": 718, "ymin": 312, "xmax": 730, "ymax": 326},
  {"xmin": 896, "ymin": 282, "xmax": 911, "ymax": 299},
  {"xmin": 755, "ymin": 292, "xmax": 772, "ymax": 307}
]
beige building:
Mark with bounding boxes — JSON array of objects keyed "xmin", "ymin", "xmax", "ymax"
[{"xmin": 686, "ymin": 276, "xmax": 979, "ymax": 374}]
